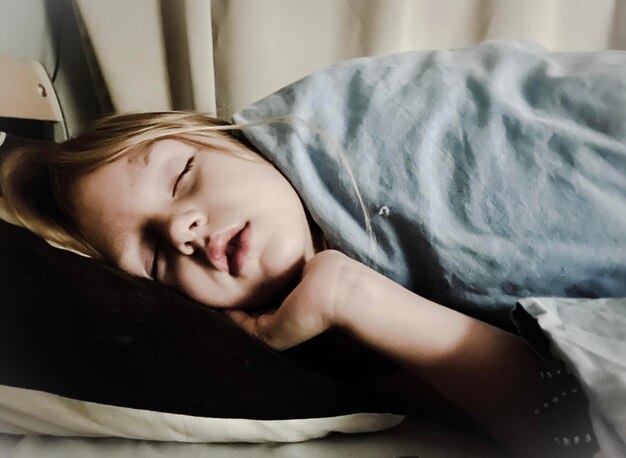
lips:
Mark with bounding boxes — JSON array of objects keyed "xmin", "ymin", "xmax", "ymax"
[
  {"xmin": 205, "ymin": 222, "xmax": 250, "ymax": 275},
  {"xmin": 227, "ymin": 222, "xmax": 250, "ymax": 276}
]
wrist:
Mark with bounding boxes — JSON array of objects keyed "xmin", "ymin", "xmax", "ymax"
[{"xmin": 331, "ymin": 259, "xmax": 386, "ymax": 329}]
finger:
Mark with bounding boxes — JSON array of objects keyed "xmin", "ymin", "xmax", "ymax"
[
  {"xmin": 224, "ymin": 309, "xmax": 247, "ymax": 325},
  {"xmin": 224, "ymin": 310, "xmax": 257, "ymax": 333},
  {"xmin": 225, "ymin": 310, "xmax": 285, "ymax": 347},
  {"xmin": 252, "ymin": 296, "xmax": 325, "ymax": 351},
  {"xmin": 227, "ymin": 308, "xmax": 300, "ymax": 351}
]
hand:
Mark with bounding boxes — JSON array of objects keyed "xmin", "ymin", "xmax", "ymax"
[{"xmin": 225, "ymin": 250, "xmax": 365, "ymax": 350}]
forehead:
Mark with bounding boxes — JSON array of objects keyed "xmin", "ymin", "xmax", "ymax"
[
  {"xmin": 76, "ymin": 146, "xmax": 149, "ymax": 209},
  {"xmin": 74, "ymin": 138, "xmax": 192, "ymax": 206},
  {"xmin": 71, "ymin": 144, "xmax": 157, "ymax": 271}
]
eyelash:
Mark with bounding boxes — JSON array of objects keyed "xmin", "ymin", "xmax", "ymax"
[
  {"xmin": 152, "ymin": 155, "xmax": 195, "ymax": 280},
  {"xmin": 172, "ymin": 156, "xmax": 195, "ymax": 197}
]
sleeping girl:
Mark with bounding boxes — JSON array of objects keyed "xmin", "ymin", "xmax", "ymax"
[{"xmin": 3, "ymin": 40, "xmax": 624, "ymax": 457}]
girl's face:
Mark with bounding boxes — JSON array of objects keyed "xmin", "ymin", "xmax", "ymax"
[{"xmin": 72, "ymin": 138, "xmax": 317, "ymax": 308}]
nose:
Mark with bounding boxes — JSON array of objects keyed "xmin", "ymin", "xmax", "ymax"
[{"xmin": 166, "ymin": 210, "xmax": 206, "ymax": 255}]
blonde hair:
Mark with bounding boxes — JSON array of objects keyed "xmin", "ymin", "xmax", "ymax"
[{"xmin": 0, "ymin": 111, "xmax": 265, "ymax": 257}]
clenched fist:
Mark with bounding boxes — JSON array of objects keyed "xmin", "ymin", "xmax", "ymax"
[{"xmin": 226, "ymin": 249, "xmax": 367, "ymax": 350}]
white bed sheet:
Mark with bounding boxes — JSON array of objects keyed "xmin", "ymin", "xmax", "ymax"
[{"xmin": 0, "ymin": 415, "xmax": 505, "ymax": 458}]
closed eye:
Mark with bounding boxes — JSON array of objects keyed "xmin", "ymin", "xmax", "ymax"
[{"xmin": 172, "ymin": 156, "xmax": 195, "ymax": 197}]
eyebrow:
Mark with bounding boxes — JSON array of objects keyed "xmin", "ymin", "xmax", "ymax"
[
  {"xmin": 123, "ymin": 143, "xmax": 155, "ymax": 175},
  {"xmin": 142, "ymin": 143, "xmax": 155, "ymax": 167},
  {"xmin": 138, "ymin": 142, "xmax": 171, "ymax": 193}
]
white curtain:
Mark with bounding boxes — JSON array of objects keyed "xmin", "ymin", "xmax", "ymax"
[{"xmin": 75, "ymin": 0, "xmax": 626, "ymax": 119}]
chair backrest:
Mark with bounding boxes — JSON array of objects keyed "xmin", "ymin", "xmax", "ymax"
[
  {"xmin": 0, "ymin": 58, "xmax": 64, "ymax": 140},
  {"xmin": 0, "ymin": 58, "xmax": 62, "ymax": 122}
]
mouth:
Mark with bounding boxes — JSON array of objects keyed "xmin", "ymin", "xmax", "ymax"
[
  {"xmin": 226, "ymin": 222, "xmax": 251, "ymax": 276},
  {"xmin": 206, "ymin": 222, "xmax": 250, "ymax": 276}
]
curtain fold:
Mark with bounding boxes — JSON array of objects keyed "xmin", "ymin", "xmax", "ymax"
[
  {"xmin": 74, "ymin": 0, "xmax": 626, "ymax": 119},
  {"xmin": 183, "ymin": 0, "xmax": 217, "ymax": 114},
  {"xmin": 75, "ymin": 0, "xmax": 171, "ymax": 112}
]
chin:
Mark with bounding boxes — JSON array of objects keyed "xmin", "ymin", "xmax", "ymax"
[{"xmin": 235, "ymin": 261, "xmax": 304, "ymax": 309}]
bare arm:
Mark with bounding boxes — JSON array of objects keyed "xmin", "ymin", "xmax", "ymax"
[
  {"xmin": 228, "ymin": 250, "xmax": 590, "ymax": 457},
  {"xmin": 330, "ymin": 253, "xmax": 552, "ymax": 456}
]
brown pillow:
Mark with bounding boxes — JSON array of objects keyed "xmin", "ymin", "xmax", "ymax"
[{"xmin": 0, "ymin": 207, "xmax": 402, "ymax": 441}]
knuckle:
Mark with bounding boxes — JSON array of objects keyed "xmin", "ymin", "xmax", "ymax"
[
  {"xmin": 255, "ymin": 319, "xmax": 278, "ymax": 346},
  {"xmin": 256, "ymin": 323, "xmax": 294, "ymax": 351}
]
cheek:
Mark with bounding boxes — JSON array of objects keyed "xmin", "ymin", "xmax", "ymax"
[
  {"xmin": 167, "ymin": 251, "xmax": 300, "ymax": 310},
  {"xmin": 223, "ymin": 165, "xmax": 287, "ymax": 204},
  {"xmin": 260, "ymin": 231, "xmax": 306, "ymax": 275},
  {"xmin": 169, "ymin": 257, "xmax": 287, "ymax": 309},
  {"xmin": 167, "ymin": 259, "xmax": 237, "ymax": 308}
]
